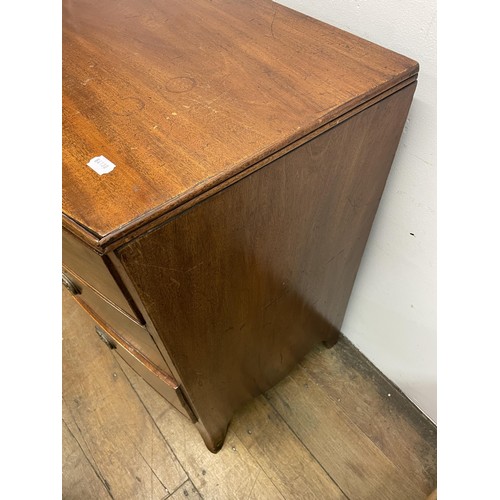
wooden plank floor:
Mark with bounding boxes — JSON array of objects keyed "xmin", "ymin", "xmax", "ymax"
[{"xmin": 62, "ymin": 291, "xmax": 437, "ymax": 499}]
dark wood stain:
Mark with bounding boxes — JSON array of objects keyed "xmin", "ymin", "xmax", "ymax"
[
  {"xmin": 117, "ymin": 85, "xmax": 416, "ymax": 451},
  {"xmin": 62, "ymin": 0, "xmax": 420, "ymax": 456}
]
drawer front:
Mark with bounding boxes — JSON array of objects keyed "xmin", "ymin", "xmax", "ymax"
[
  {"xmin": 93, "ymin": 323, "xmax": 197, "ymax": 423},
  {"xmin": 63, "ymin": 268, "xmax": 169, "ymax": 373},
  {"xmin": 63, "ymin": 229, "xmax": 143, "ymax": 323}
]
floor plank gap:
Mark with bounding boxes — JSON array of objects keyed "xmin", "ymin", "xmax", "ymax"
[
  {"xmin": 63, "ymin": 293, "xmax": 436, "ymax": 499},
  {"xmin": 115, "ymin": 353, "xmax": 192, "ymax": 487},
  {"xmin": 62, "ymin": 418, "xmax": 115, "ymax": 500},
  {"xmin": 263, "ymin": 392, "xmax": 351, "ymax": 499}
]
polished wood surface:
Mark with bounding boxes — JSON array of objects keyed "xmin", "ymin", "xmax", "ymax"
[
  {"xmin": 63, "ymin": 0, "xmax": 420, "ymax": 456},
  {"xmin": 91, "ymin": 317, "xmax": 197, "ymax": 423},
  {"xmin": 63, "ymin": 291, "xmax": 437, "ymax": 499},
  {"xmin": 63, "ymin": 266, "xmax": 169, "ymax": 370},
  {"xmin": 63, "ymin": 0, "xmax": 417, "ymax": 243},
  {"xmin": 118, "ymin": 84, "xmax": 416, "ymax": 451},
  {"xmin": 63, "ymin": 228, "xmax": 143, "ymax": 321}
]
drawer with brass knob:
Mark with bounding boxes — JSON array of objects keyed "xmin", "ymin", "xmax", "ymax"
[
  {"xmin": 93, "ymin": 323, "xmax": 197, "ymax": 423},
  {"xmin": 61, "ymin": 266, "xmax": 169, "ymax": 372}
]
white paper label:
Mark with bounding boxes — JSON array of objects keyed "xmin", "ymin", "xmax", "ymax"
[{"xmin": 87, "ymin": 155, "xmax": 115, "ymax": 175}]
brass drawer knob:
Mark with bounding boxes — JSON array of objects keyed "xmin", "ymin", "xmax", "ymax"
[
  {"xmin": 62, "ymin": 273, "xmax": 81, "ymax": 295},
  {"xmin": 95, "ymin": 326, "xmax": 117, "ymax": 350}
]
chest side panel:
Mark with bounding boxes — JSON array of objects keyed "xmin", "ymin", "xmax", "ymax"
[{"xmin": 117, "ymin": 83, "xmax": 416, "ymax": 438}]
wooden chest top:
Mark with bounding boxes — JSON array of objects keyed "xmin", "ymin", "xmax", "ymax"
[{"xmin": 63, "ymin": 0, "xmax": 417, "ymax": 248}]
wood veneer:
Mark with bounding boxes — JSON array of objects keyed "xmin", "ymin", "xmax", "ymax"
[{"xmin": 62, "ymin": 0, "xmax": 418, "ymax": 452}]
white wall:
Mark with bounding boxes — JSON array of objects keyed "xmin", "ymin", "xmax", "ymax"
[{"xmin": 276, "ymin": 0, "xmax": 437, "ymax": 422}]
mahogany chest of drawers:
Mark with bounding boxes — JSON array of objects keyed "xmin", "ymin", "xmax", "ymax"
[{"xmin": 62, "ymin": 0, "xmax": 418, "ymax": 452}]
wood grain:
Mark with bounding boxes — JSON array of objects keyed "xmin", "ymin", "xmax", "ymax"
[
  {"xmin": 63, "ymin": 287, "xmax": 437, "ymax": 499},
  {"xmin": 63, "ymin": 228, "xmax": 143, "ymax": 321},
  {"xmin": 62, "ymin": 290, "xmax": 187, "ymax": 498},
  {"xmin": 119, "ymin": 358, "xmax": 287, "ymax": 500},
  {"xmin": 267, "ymin": 366, "xmax": 428, "ymax": 500},
  {"xmin": 63, "ymin": 0, "xmax": 417, "ymax": 242},
  {"xmin": 91, "ymin": 318, "xmax": 198, "ymax": 423},
  {"xmin": 120, "ymin": 355, "xmax": 346, "ymax": 499},
  {"xmin": 302, "ymin": 339, "xmax": 437, "ymax": 493},
  {"xmin": 232, "ymin": 396, "xmax": 347, "ymax": 499},
  {"xmin": 64, "ymin": 267, "xmax": 169, "ymax": 370},
  {"xmin": 63, "ymin": 0, "xmax": 422, "ymax": 460},
  {"xmin": 117, "ymin": 84, "xmax": 416, "ymax": 450},
  {"xmin": 62, "ymin": 420, "xmax": 111, "ymax": 499},
  {"xmin": 166, "ymin": 480, "xmax": 203, "ymax": 500}
]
